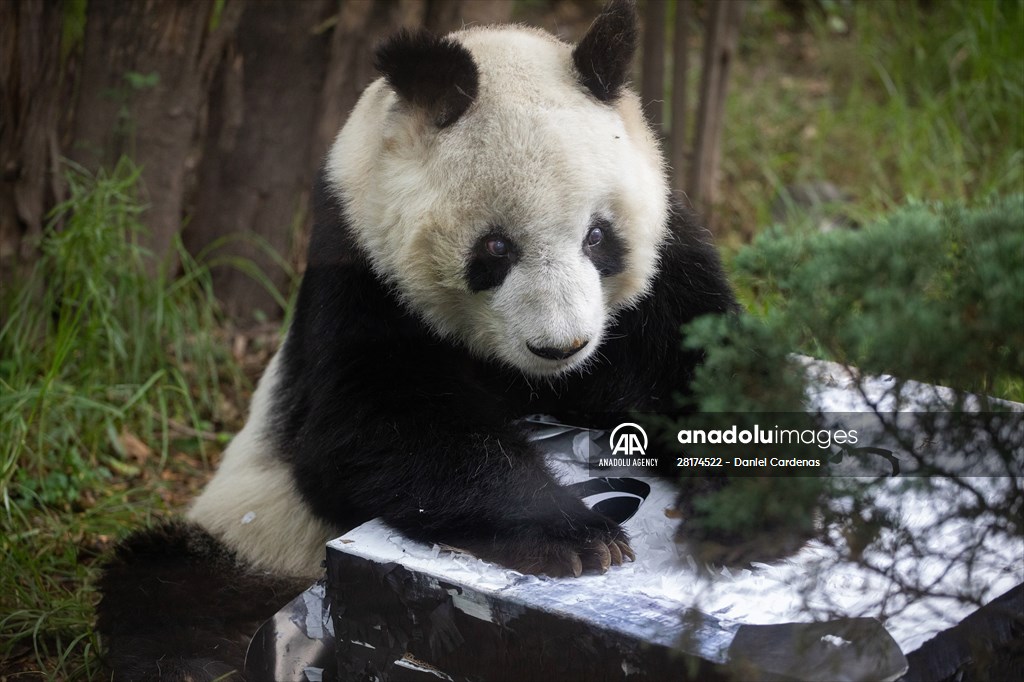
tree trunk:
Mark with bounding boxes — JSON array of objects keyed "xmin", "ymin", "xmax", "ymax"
[
  {"xmin": 640, "ymin": 0, "xmax": 667, "ymax": 132},
  {"xmin": 70, "ymin": 0, "xmax": 241, "ymax": 267},
  {"xmin": 668, "ymin": 0, "xmax": 692, "ymax": 195},
  {"xmin": 0, "ymin": 0, "xmax": 64, "ymax": 285},
  {"xmin": 688, "ymin": 0, "xmax": 744, "ymax": 221},
  {"xmin": 186, "ymin": 0, "xmax": 335, "ymax": 323}
]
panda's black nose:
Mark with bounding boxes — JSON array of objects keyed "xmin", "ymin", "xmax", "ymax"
[{"xmin": 527, "ymin": 339, "xmax": 589, "ymax": 360}]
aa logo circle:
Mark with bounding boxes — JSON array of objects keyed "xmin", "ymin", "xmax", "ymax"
[{"xmin": 609, "ymin": 423, "xmax": 648, "ymax": 456}]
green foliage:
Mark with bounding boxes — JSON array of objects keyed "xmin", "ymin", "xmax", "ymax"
[
  {"xmin": 681, "ymin": 313, "xmax": 805, "ymax": 414},
  {"xmin": 0, "ymin": 159, "xmax": 239, "ymax": 677},
  {"xmin": 687, "ymin": 475, "xmax": 823, "ymax": 538},
  {"xmin": 731, "ymin": 195, "xmax": 1024, "ymax": 400},
  {"xmin": 677, "ymin": 197, "xmax": 1023, "ymax": 567},
  {"xmin": 722, "ymin": 0, "xmax": 1024, "ymax": 238},
  {"xmin": 673, "ymin": 312, "xmax": 826, "ymax": 561}
]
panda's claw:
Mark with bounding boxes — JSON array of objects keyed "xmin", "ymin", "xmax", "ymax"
[
  {"xmin": 616, "ymin": 540, "xmax": 636, "ymax": 562},
  {"xmin": 569, "ymin": 553, "xmax": 583, "ymax": 578},
  {"xmin": 608, "ymin": 539, "xmax": 623, "ymax": 566},
  {"xmin": 583, "ymin": 540, "xmax": 612, "ymax": 573}
]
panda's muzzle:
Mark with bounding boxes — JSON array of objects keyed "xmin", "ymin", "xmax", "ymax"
[{"xmin": 526, "ymin": 339, "xmax": 590, "ymax": 361}]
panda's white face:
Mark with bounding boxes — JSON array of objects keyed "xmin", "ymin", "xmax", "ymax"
[{"xmin": 328, "ymin": 25, "xmax": 668, "ymax": 377}]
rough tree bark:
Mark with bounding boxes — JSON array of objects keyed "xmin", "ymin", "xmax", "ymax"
[
  {"xmin": 70, "ymin": 0, "xmax": 242, "ymax": 267},
  {"xmin": 0, "ymin": 0, "xmax": 64, "ymax": 286},
  {"xmin": 668, "ymin": 0, "xmax": 692, "ymax": 195},
  {"xmin": 688, "ymin": 0, "xmax": 744, "ymax": 220},
  {"xmin": 185, "ymin": 0, "xmax": 336, "ymax": 322}
]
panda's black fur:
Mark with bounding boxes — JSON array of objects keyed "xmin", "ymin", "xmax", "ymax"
[
  {"xmin": 97, "ymin": 1, "xmax": 737, "ymax": 679},
  {"xmin": 96, "ymin": 523, "xmax": 302, "ymax": 682}
]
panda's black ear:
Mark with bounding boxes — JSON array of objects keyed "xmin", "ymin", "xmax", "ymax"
[
  {"xmin": 572, "ymin": 0, "xmax": 638, "ymax": 103},
  {"xmin": 375, "ymin": 29, "xmax": 479, "ymax": 129}
]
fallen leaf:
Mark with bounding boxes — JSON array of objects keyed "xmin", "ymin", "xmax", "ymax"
[{"xmin": 119, "ymin": 431, "xmax": 153, "ymax": 461}]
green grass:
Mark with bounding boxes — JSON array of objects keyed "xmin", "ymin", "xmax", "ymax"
[
  {"xmin": 0, "ymin": 159, "xmax": 242, "ymax": 679},
  {"xmin": 719, "ymin": 0, "xmax": 1024, "ymax": 240}
]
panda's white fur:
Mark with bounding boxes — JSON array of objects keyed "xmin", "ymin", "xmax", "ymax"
[
  {"xmin": 187, "ymin": 353, "xmax": 335, "ymax": 578},
  {"xmin": 328, "ymin": 25, "xmax": 668, "ymax": 377}
]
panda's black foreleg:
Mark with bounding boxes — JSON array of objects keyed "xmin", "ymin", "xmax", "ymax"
[
  {"xmin": 289, "ymin": 405, "xmax": 633, "ymax": 577},
  {"xmin": 385, "ymin": 447, "xmax": 636, "ymax": 577},
  {"xmin": 379, "ymin": 429, "xmax": 636, "ymax": 577}
]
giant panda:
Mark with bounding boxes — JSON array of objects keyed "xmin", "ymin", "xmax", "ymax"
[{"xmin": 97, "ymin": 1, "xmax": 737, "ymax": 679}]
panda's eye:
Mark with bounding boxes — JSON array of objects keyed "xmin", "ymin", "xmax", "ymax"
[
  {"xmin": 582, "ymin": 218, "xmax": 626, "ymax": 278},
  {"xmin": 486, "ymin": 237, "xmax": 511, "ymax": 258},
  {"xmin": 467, "ymin": 233, "xmax": 518, "ymax": 292}
]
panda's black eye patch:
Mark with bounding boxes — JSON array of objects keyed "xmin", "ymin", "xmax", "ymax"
[
  {"xmin": 466, "ymin": 232, "xmax": 518, "ymax": 291},
  {"xmin": 584, "ymin": 217, "xmax": 627, "ymax": 277}
]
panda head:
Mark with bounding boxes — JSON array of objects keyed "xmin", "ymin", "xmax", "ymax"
[{"xmin": 327, "ymin": 0, "xmax": 668, "ymax": 378}]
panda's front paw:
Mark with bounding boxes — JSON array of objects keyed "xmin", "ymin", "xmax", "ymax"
[
  {"xmin": 474, "ymin": 516, "xmax": 635, "ymax": 578},
  {"xmin": 563, "ymin": 532, "xmax": 636, "ymax": 577}
]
